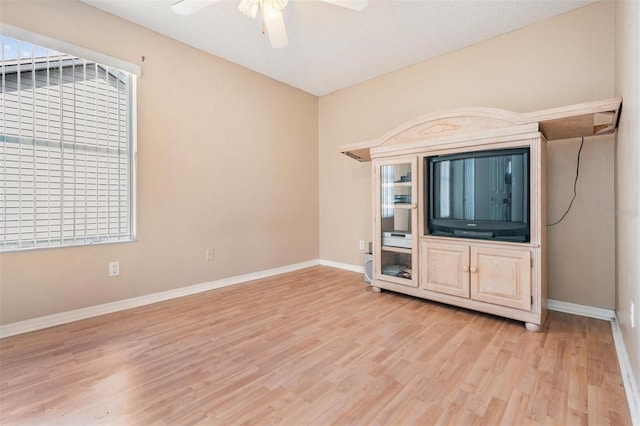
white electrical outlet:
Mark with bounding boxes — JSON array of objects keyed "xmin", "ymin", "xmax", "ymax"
[
  {"xmin": 359, "ymin": 240, "xmax": 365, "ymax": 250},
  {"xmin": 109, "ymin": 261, "xmax": 120, "ymax": 277},
  {"xmin": 631, "ymin": 301, "xmax": 635, "ymax": 329},
  {"xmin": 206, "ymin": 248, "xmax": 214, "ymax": 261}
]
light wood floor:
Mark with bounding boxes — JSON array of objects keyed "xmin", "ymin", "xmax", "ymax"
[{"xmin": 0, "ymin": 266, "xmax": 632, "ymax": 425}]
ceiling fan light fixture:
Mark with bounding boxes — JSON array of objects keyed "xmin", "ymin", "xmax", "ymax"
[
  {"xmin": 262, "ymin": 0, "xmax": 288, "ymax": 48},
  {"xmin": 171, "ymin": 0, "xmax": 366, "ymax": 49}
]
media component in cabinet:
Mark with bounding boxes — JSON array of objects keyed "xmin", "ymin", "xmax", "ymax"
[
  {"xmin": 375, "ymin": 158, "xmax": 418, "ymax": 287},
  {"xmin": 426, "ymin": 148, "xmax": 530, "ymax": 243},
  {"xmin": 382, "ymin": 231, "xmax": 412, "ymax": 248}
]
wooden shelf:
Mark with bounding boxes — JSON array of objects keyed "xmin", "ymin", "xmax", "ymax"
[
  {"xmin": 381, "ymin": 182, "xmax": 412, "ymax": 187},
  {"xmin": 381, "ymin": 203, "xmax": 413, "ymax": 209},
  {"xmin": 340, "ymin": 97, "xmax": 622, "ymax": 162},
  {"xmin": 527, "ymin": 97, "xmax": 622, "ymax": 141},
  {"xmin": 381, "ymin": 245, "xmax": 412, "ymax": 254}
]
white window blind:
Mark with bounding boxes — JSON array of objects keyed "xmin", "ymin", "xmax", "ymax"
[{"xmin": 0, "ymin": 35, "xmax": 135, "ymax": 251}]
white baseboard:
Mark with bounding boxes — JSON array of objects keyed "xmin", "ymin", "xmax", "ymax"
[
  {"xmin": 318, "ymin": 259, "xmax": 364, "ymax": 273},
  {"xmin": 519, "ymin": 300, "xmax": 638, "ymax": 423},
  {"xmin": 0, "ymin": 259, "xmax": 320, "ymax": 339},
  {"xmin": 547, "ymin": 299, "xmax": 615, "ymax": 320},
  {"xmin": 611, "ymin": 315, "xmax": 640, "ymax": 426}
]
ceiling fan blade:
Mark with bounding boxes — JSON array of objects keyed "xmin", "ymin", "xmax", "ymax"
[
  {"xmin": 319, "ymin": 0, "xmax": 368, "ymax": 11},
  {"xmin": 171, "ymin": 0, "xmax": 220, "ymax": 15},
  {"xmin": 262, "ymin": 0, "xmax": 288, "ymax": 48}
]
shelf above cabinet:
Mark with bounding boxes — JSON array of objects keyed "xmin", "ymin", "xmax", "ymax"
[{"xmin": 340, "ymin": 97, "xmax": 622, "ymax": 162}]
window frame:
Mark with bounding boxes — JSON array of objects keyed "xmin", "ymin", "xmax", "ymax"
[{"xmin": 0, "ymin": 27, "xmax": 138, "ymax": 252}]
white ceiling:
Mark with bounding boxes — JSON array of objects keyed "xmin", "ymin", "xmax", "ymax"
[{"xmin": 81, "ymin": 0, "xmax": 596, "ymax": 96}]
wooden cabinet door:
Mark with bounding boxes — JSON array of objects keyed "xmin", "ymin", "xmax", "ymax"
[
  {"xmin": 420, "ymin": 240, "xmax": 470, "ymax": 298},
  {"xmin": 470, "ymin": 247, "xmax": 531, "ymax": 311}
]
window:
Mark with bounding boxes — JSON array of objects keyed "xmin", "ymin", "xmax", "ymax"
[{"xmin": 0, "ymin": 35, "xmax": 136, "ymax": 251}]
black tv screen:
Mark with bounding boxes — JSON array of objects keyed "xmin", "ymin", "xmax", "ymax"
[{"xmin": 428, "ymin": 148, "xmax": 530, "ymax": 242}]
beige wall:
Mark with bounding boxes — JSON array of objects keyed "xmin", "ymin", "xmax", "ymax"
[
  {"xmin": 614, "ymin": 0, "xmax": 640, "ymax": 395},
  {"xmin": 0, "ymin": 1, "xmax": 319, "ymax": 324},
  {"xmin": 319, "ymin": 1, "xmax": 616, "ymax": 308}
]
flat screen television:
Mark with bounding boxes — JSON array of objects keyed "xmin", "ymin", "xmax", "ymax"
[{"xmin": 427, "ymin": 147, "xmax": 530, "ymax": 242}]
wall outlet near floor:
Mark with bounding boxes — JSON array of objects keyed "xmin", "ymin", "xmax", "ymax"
[
  {"xmin": 109, "ymin": 261, "xmax": 120, "ymax": 277},
  {"xmin": 206, "ymin": 248, "xmax": 214, "ymax": 261},
  {"xmin": 631, "ymin": 301, "xmax": 635, "ymax": 328},
  {"xmin": 359, "ymin": 240, "xmax": 365, "ymax": 250}
]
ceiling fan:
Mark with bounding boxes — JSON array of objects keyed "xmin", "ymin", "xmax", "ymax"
[{"xmin": 171, "ymin": 0, "xmax": 369, "ymax": 48}]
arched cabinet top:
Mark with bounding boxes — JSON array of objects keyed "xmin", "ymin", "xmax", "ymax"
[{"xmin": 340, "ymin": 97, "xmax": 621, "ymax": 162}]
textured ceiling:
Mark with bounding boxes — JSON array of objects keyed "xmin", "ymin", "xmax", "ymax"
[{"xmin": 81, "ymin": 0, "xmax": 596, "ymax": 96}]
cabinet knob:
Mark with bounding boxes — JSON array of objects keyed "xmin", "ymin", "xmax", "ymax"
[
  {"xmin": 411, "ymin": 203, "xmax": 417, "ymax": 209},
  {"xmin": 470, "ymin": 266, "xmax": 477, "ymax": 273},
  {"xmin": 462, "ymin": 265, "xmax": 469, "ymax": 272}
]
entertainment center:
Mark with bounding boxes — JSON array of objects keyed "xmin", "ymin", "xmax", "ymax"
[{"xmin": 340, "ymin": 98, "xmax": 621, "ymax": 331}]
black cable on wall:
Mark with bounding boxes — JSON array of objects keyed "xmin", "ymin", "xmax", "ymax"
[{"xmin": 548, "ymin": 137, "xmax": 585, "ymax": 227}]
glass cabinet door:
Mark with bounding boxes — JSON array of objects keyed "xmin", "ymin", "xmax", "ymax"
[{"xmin": 375, "ymin": 157, "xmax": 418, "ymax": 287}]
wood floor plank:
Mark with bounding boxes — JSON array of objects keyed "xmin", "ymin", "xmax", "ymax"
[{"xmin": 0, "ymin": 266, "xmax": 633, "ymax": 425}]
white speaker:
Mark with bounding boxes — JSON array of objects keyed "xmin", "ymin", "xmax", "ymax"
[{"xmin": 364, "ymin": 253, "xmax": 373, "ymax": 283}]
